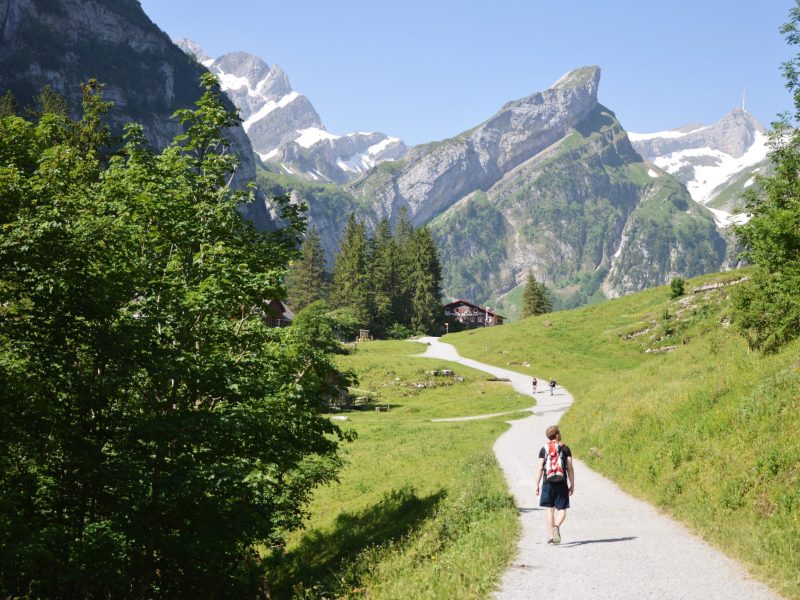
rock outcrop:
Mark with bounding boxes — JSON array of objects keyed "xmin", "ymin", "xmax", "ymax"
[
  {"xmin": 0, "ymin": 0, "xmax": 269, "ymax": 227},
  {"xmin": 348, "ymin": 67, "xmax": 602, "ymax": 225}
]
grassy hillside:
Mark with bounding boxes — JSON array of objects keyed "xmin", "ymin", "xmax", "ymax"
[
  {"xmin": 444, "ymin": 268, "xmax": 800, "ymax": 599},
  {"xmin": 267, "ymin": 341, "xmax": 530, "ymax": 598}
]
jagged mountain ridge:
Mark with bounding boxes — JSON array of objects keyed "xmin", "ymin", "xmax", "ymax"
[
  {"xmin": 0, "ymin": 0, "xmax": 269, "ymax": 228},
  {"xmin": 175, "ymin": 39, "xmax": 407, "ymax": 184},
  {"xmin": 629, "ymin": 108, "xmax": 769, "ymax": 226},
  {"xmin": 345, "ymin": 66, "xmax": 727, "ymax": 304}
]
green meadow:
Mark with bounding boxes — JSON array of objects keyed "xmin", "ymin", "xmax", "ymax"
[
  {"xmin": 267, "ymin": 341, "xmax": 531, "ymax": 598},
  {"xmin": 445, "ymin": 268, "xmax": 800, "ymax": 599}
]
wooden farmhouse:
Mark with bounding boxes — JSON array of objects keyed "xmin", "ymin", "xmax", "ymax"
[
  {"xmin": 263, "ymin": 299, "xmax": 294, "ymax": 328},
  {"xmin": 443, "ymin": 299, "xmax": 505, "ymax": 328}
]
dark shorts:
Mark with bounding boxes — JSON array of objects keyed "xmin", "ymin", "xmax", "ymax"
[{"xmin": 540, "ymin": 480, "xmax": 570, "ymax": 510}]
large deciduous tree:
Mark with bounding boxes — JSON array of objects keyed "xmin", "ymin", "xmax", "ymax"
[
  {"xmin": 0, "ymin": 75, "xmax": 349, "ymax": 597},
  {"xmin": 733, "ymin": 3, "xmax": 800, "ymax": 351}
]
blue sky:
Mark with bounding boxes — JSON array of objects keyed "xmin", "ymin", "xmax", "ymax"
[{"xmin": 140, "ymin": 0, "xmax": 796, "ymax": 146}]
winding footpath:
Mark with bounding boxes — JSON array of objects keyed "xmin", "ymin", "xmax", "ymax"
[{"xmin": 416, "ymin": 337, "xmax": 781, "ymax": 600}]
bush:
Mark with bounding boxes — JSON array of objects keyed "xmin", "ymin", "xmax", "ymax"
[{"xmin": 670, "ymin": 277, "xmax": 686, "ymax": 298}]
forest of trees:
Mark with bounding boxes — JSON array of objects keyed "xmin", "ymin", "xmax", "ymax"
[
  {"xmin": 0, "ymin": 76, "xmax": 352, "ymax": 597},
  {"xmin": 287, "ymin": 211, "xmax": 444, "ymax": 339}
]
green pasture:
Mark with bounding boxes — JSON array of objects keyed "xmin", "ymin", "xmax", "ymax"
[
  {"xmin": 267, "ymin": 340, "xmax": 531, "ymax": 598},
  {"xmin": 445, "ymin": 268, "xmax": 800, "ymax": 599}
]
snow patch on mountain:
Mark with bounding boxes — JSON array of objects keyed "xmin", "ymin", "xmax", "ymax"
[
  {"xmin": 295, "ymin": 127, "xmax": 339, "ymax": 148},
  {"xmin": 653, "ymin": 131, "xmax": 768, "ymax": 204},
  {"xmin": 242, "ymin": 91, "xmax": 300, "ymax": 132},
  {"xmin": 628, "ymin": 126, "xmax": 709, "ymax": 142}
]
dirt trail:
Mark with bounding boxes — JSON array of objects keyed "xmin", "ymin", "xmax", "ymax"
[{"xmin": 416, "ymin": 337, "xmax": 781, "ymax": 600}]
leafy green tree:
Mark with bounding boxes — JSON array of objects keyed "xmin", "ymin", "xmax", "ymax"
[
  {"xmin": 733, "ymin": 4, "xmax": 800, "ymax": 351},
  {"xmin": 286, "ymin": 224, "xmax": 329, "ymax": 311},
  {"xmin": 331, "ymin": 214, "xmax": 371, "ymax": 326},
  {"xmin": 520, "ymin": 270, "xmax": 553, "ymax": 318},
  {"xmin": 0, "ymin": 75, "xmax": 348, "ymax": 597}
]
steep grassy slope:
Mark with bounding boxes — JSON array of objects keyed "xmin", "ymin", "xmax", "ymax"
[{"xmin": 445, "ymin": 269, "xmax": 800, "ymax": 599}]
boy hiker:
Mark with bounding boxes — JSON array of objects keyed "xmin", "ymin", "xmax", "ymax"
[
  {"xmin": 531, "ymin": 377, "xmax": 538, "ymax": 392},
  {"xmin": 534, "ymin": 425, "xmax": 575, "ymax": 544},
  {"xmin": 549, "ymin": 379, "xmax": 557, "ymax": 395}
]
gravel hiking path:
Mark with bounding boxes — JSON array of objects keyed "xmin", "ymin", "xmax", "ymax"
[{"xmin": 416, "ymin": 337, "xmax": 781, "ymax": 600}]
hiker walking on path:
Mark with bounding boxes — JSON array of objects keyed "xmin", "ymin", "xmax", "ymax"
[
  {"xmin": 534, "ymin": 425, "xmax": 574, "ymax": 544},
  {"xmin": 531, "ymin": 377, "xmax": 537, "ymax": 392},
  {"xmin": 549, "ymin": 379, "xmax": 556, "ymax": 395}
]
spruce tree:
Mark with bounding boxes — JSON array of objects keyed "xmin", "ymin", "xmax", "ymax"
[
  {"xmin": 368, "ymin": 217, "xmax": 396, "ymax": 334},
  {"xmin": 393, "ymin": 207, "xmax": 416, "ymax": 327},
  {"xmin": 286, "ymin": 225, "xmax": 329, "ymax": 311},
  {"xmin": 521, "ymin": 270, "xmax": 552, "ymax": 318},
  {"xmin": 408, "ymin": 227, "xmax": 443, "ymax": 334},
  {"xmin": 331, "ymin": 214, "xmax": 371, "ymax": 325}
]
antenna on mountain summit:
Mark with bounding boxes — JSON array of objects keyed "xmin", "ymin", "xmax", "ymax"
[{"xmin": 742, "ymin": 87, "xmax": 747, "ymax": 112}]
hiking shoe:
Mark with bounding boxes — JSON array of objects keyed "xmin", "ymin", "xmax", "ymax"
[
  {"xmin": 553, "ymin": 526, "xmax": 561, "ymax": 544},
  {"xmin": 546, "ymin": 538, "xmax": 554, "ymax": 544}
]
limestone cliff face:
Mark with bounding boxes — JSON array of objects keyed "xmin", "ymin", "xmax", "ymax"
[
  {"xmin": 427, "ymin": 104, "xmax": 726, "ymax": 303},
  {"xmin": 343, "ymin": 67, "xmax": 726, "ymax": 305},
  {"xmin": 348, "ymin": 67, "xmax": 602, "ymax": 225},
  {"xmin": 0, "ymin": 0, "xmax": 268, "ymax": 227}
]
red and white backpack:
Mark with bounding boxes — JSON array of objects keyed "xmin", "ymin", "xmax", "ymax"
[{"xmin": 544, "ymin": 440, "xmax": 566, "ymax": 482}]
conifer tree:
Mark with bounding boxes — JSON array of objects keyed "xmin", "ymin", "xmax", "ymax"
[
  {"xmin": 408, "ymin": 227, "xmax": 443, "ymax": 334},
  {"xmin": 331, "ymin": 214, "xmax": 371, "ymax": 325},
  {"xmin": 286, "ymin": 225, "xmax": 329, "ymax": 311},
  {"xmin": 368, "ymin": 217, "xmax": 397, "ymax": 333},
  {"xmin": 393, "ymin": 207, "xmax": 416, "ymax": 327},
  {"xmin": 521, "ymin": 270, "xmax": 552, "ymax": 318}
]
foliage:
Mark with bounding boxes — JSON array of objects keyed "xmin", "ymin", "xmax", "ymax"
[
  {"xmin": 386, "ymin": 322, "xmax": 414, "ymax": 340},
  {"xmin": 670, "ymin": 277, "xmax": 686, "ymax": 299},
  {"xmin": 0, "ymin": 76, "xmax": 349, "ymax": 597},
  {"xmin": 732, "ymin": 3, "xmax": 800, "ymax": 351},
  {"xmin": 520, "ymin": 270, "xmax": 553, "ymax": 318},
  {"xmin": 286, "ymin": 225, "xmax": 329, "ymax": 311}
]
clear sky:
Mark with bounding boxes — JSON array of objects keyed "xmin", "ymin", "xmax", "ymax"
[{"xmin": 139, "ymin": 0, "xmax": 796, "ymax": 146}]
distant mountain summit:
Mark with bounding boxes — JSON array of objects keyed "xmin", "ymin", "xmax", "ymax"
[
  {"xmin": 629, "ymin": 108, "xmax": 769, "ymax": 225},
  {"xmin": 175, "ymin": 39, "xmax": 407, "ymax": 184}
]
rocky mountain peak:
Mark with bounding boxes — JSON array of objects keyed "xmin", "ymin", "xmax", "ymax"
[
  {"xmin": 629, "ymin": 108, "xmax": 769, "ymax": 210},
  {"xmin": 551, "ymin": 65, "xmax": 601, "ymax": 92},
  {"xmin": 174, "ymin": 37, "xmax": 211, "ymax": 64}
]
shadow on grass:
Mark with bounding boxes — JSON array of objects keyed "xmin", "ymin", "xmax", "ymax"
[{"xmin": 267, "ymin": 486, "xmax": 444, "ymax": 597}]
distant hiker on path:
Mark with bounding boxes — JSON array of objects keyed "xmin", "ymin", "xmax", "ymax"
[
  {"xmin": 531, "ymin": 377, "xmax": 538, "ymax": 392},
  {"xmin": 549, "ymin": 379, "xmax": 556, "ymax": 395},
  {"xmin": 534, "ymin": 425, "xmax": 574, "ymax": 545}
]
